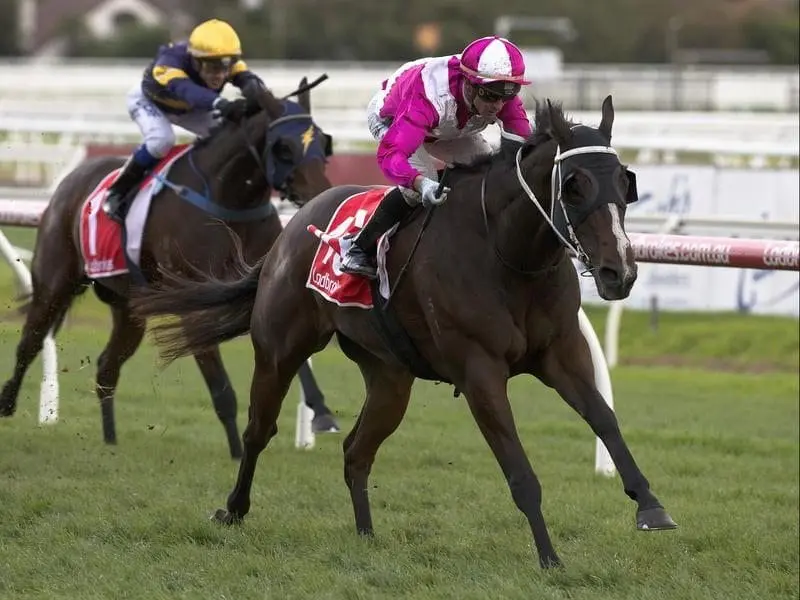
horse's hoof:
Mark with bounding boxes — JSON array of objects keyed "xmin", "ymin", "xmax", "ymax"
[
  {"xmin": 539, "ymin": 555, "xmax": 563, "ymax": 569},
  {"xmin": 312, "ymin": 413, "xmax": 341, "ymax": 434},
  {"xmin": 0, "ymin": 387, "xmax": 17, "ymax": 417},
  {"xmin": 357, "ymin": 527, "xmax": 375, "ymax": 537},
  {"xmin": 211, "ymin": 508, "xmax": 242, "ymax": 526},
  {"xmin": 637, "ymin": 507, "xmax": 678, "ymax": 531},
  {"xmin": 229, "ymin": 443, "xmax": 243, "ymax": 461}
]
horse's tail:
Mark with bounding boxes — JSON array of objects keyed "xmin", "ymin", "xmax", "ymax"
[{"xmin": 130, "ymin": 254, "xmax": 263, "ymax": 364}]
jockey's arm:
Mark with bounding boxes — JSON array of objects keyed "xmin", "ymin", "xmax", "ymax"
[
  {"xmin": 152, "ymin": 58, "xmax": 218, "ymax": 111},
  {"xmin": 497, "ymin": 96, "xmax": 533, "ymax": 138},
  {"xmin": 229, "ymin": 59, "xmax": 265, "ymax": 97},
  {"xmin": 376, "ymin": 106, "xmax": 439, "ymax": 190}
]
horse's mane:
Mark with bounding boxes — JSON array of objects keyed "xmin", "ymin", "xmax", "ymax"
[
  {"xmin": 527, "ymin": 99, "xmax": 576, "ymax": 148},
  {"xmin": 193, "ymin": 104, "xmax": 263, "ymax": 151},
  {"xmin": 451, "ymin": 99, "xmax": 576, "ymax": 177},
  {"xmin": 193, "ymin": 120, "xmax": 239, "ymax": 152},
  {"xmin": 193, "ymin": 92, "xmax": 288, "ymax": 153}
]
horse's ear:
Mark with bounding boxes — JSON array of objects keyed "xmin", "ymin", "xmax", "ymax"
[
  {"xmin": 546, "ymin": 99, "xmax": 571, "ymax": 144},
  {"xmin": 599, "ymin": 95, "xmax": 614, "ymax": 141},
  {"xmin": 297, "ymin": 76, "xmax": 310, "ymax": 113}
]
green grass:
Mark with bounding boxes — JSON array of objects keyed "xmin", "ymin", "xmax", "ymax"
[
  {"xmin": 589, "ymin": 309, "xmax": 800, "ymax": 373},
  {"xmin": 0, "ymin": 225, "xmax": 798, "ymax": 599}
]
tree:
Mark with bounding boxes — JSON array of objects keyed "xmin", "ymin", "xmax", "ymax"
[
  {"xmin": 41, "ymin": 0, "xmax": 800, "ymax": 65},
  {"xmin": 742, "ymin": 9, "xmax": 800, "ymax": 65},
  {"xmin": 64, "ymin": 22, "xmax": 171, "ymax": 58},
  {"xmin": 0, "ymin": 0, "xmax": 19, "ymax": 56}
]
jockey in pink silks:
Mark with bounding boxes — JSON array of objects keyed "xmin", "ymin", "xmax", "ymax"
[{"xmin": 340, "ymin": 36, "xmax": 533, "ymax": 279}]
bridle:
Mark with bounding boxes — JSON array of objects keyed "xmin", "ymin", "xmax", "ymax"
[{"xmin": 514, "ymin": 141, "xmax": 619, "ymax": 267}]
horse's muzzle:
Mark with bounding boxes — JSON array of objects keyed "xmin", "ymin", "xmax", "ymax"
[{"xmin": 596, "ymin": 263, "xmax": 638, "ymax": 300}]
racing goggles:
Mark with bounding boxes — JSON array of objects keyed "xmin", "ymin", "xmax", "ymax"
[
  {"xmin": 475, "ymin": 81, "xmax": 522, "ymax": 103},
  {"xmin": 197, "ymin": 56, "xmax": 237, "ymax": 72}
]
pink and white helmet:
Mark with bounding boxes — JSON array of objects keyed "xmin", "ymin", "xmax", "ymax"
[{"xmin": 459, "ymin": 36, "xmax": 531, "ymax": 86}]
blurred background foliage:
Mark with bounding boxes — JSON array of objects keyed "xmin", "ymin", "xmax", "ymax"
[{"xmin": 0, "ymin": 0, "xmax": 796, "ymax": 64}]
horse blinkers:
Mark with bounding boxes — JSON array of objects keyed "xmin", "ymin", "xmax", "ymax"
[
  {"xmin": 322, "ymin": 133, "xmax": 334, "ymax": 158},
  {"xmin": 624, "ymin": 169, "xmax": 638, "ymax": 204},
  {"xmin": 260, "ymin": 104, "xmax": 335, "ymax": 204}
]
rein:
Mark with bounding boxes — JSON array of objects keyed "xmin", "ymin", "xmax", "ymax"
[
  {"xmin": 383, "ymin": 170, "xmax": 449, "ymax": 308},
  {"xmin": 480, "ymin": 140, "xmax": 619, "ymax": 277},
  {"xmin": 216, "ymin": 73, "xmax": 331, "ymax": 202},
  {"xmin": 479, "ymin": 167, "xmax": 561, "ymax": 278},
  {"xmin": 514, "ymin": 143, "xmax": 617, "ymax": 267}
]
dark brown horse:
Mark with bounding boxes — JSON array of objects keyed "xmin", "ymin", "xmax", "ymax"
[
  {"xmin": 0, "ymin": 78, "xmax": 341, "ymax": 459},
  {"xmin": 131, "ymin": 96, "xmax": 677, "ymax": 567}
]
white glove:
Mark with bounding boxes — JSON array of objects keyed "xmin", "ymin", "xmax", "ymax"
[
  {"xmin": 417, "ymin": 177, "xmax": 450, "ymax": 208},
  {"xmin": 211, "ymin": 96, "xmax": 228, "ymax": 120}
]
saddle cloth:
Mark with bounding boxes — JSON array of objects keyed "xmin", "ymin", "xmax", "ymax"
[
  {"xmin": 78, "ymin": 144, "xmax": 191, "ymax": 278},
  {"xmin": 305, "ymin": 187, "xmax": 398, "ymax": 308}
]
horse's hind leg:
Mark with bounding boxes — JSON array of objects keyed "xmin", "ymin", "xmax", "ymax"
[
  {"xmin": 540, "ymin": 327, "xmax": 677, "ymax": 531},
  {"xmin": 212, "ymin": 289, "xmax": 326, "ymax": 525},
  {"xmin": 0, "ymin": 272, "xmax": 78, "ymax": 417},
  {"xmin": 95, "ymin": 304, "xmax": 146, "ymax": 444},
  {"xmin": 296, "ymin": 360, "xmax": 340, "ymax": 433},
  {"xmin": 192, "ymin": 346, "xmax": 243, "ymax": 459},
  {"xmin": 343, "ymin": 360, "xmax": 414, "ymax": 536}
]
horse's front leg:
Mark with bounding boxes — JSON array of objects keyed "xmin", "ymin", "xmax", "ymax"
[
  {"xmin": 538, "ymin": 323, "xmax": 677, "ymax": 531},
  {"xmin": 458, "ymin": 346, "xmax": 562, "ymax": 569}
]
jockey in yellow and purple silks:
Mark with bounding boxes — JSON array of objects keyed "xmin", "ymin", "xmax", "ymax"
[
  {"xmin": 340, "ymin": 36, "xmax": 534, "ymax": 279},
  {"xmin": 103, "ymin": 19, "xmax": 266, "ymax": 223}
]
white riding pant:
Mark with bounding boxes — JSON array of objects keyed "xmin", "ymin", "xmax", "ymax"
[
  {"xmin": 366, "ymin": 92, "xmax": 493, "ymax": 203},
  {"xmin": 126, "ymin": 84, "xmax": 219, "ymax": 158}
]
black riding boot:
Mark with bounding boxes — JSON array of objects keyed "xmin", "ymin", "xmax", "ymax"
[
  {"xmin": 340, "ymin": 187, "xmax": 415, "ymax": 279},
  {"xmin": 102, "ymin": 159, "xmax": 150, "ymax": 224}
]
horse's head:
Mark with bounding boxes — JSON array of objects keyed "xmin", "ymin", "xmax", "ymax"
[
  {"xmin": 520, "ymin": 95, "xmax": 639, "ymax": 300},
  {"xmin": 256, "ymin": 77, "xmax": 333, "ymax": 206},
  {"xmin": 212, "ymin": 76, "xmax": 333, "ymax": 207}
]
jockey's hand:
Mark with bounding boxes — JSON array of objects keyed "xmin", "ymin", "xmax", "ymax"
[
  {"xmin": 417, "ymin": 177, "xmax": 450, "ymax": 208},
  {"xmin": 241, "ymin": 78, "xmax": 266, "ymax": 102},
  {"xmin": 212, "ymin": 97, "xmax": 248, "ymax": 122}
]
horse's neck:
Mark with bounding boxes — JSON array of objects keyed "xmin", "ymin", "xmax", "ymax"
[
  {"xmin": 202, "ymin": 112, "xmax": 271, "ymax": 207},
  {"xmin": 488, "ymin": 156, "xmax": 564, "ymax": 273},
  {"xmin": 217, "ymin": 148, "xmax": 270, "ymax": 205}
]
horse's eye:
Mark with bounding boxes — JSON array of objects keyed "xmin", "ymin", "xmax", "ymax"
[
  {"xmin": 562, "ymin": 174, "xmax": 580, "ymax": 198},
  {"xmin": 274, "ymin": 141, "xmax": 294, "ymax": 162}
]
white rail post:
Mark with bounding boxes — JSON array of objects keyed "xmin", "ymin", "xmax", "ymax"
[
  {"xmin": 0, "ymin": 229, "xmax": 59, "ymax": 424},
  {"xmin": 577, "ymin": 307, "xmax": 616, "ymax": 477},
  {"xmin": 604, "ymin": 215, "xmax": 683, "ymax": 369},
  {"xmin": 294, "ymin": 357, "xmax": 315, "ymax": 449}
]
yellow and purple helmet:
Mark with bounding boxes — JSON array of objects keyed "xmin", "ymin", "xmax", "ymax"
[{"xmin": 188, "ymin": 19, "xmax": 242, "ymax": 64}]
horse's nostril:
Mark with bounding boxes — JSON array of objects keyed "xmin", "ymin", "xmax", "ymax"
[{"xmin": 599, "ymin": 267, "xmax": 621, "ymax": 286}]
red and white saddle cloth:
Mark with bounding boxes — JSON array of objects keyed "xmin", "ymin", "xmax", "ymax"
[
  {"xmin": 306, "ymin": 187, "xmax": 398, "ymax": 309},
  {"xmin": 78, "ymin": 144, "xmax": 191, "ymax": 278}
]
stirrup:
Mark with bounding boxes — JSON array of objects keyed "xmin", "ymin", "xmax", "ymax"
[{"xmin": 339, "ymin": 246, "xmax": 377, "ymax": 279}]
